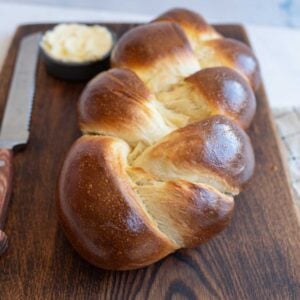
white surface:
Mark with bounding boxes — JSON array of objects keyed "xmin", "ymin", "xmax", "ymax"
[
  {"xmin": 2, "ymin": 0, "xmax": 300, "ymax": 27},
  {"xmin": 0, "ymin": 2, "xmax": 300, "ymax": 108},
  {"xmin": 247, "ymin": 26, "xmax": 300, "ymax": 107}
]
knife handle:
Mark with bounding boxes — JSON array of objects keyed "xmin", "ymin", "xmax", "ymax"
[{"xmin": 0, "ymin": 149, "xmax": 13, "ymax": 256}]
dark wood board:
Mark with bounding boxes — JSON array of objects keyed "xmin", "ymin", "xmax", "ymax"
[{"xmin": 0, "ymin": 23, "xmax": 299, "ymax": 300}]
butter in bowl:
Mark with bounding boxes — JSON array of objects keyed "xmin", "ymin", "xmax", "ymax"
[{"xmin": 40, "ymin": 23, "xmax": 115, "ymax": 81}]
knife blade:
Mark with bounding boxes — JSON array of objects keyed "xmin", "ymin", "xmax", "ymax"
[{"xmin": 0, "ymin": 32, "xmax": 41, "ymax": 256}]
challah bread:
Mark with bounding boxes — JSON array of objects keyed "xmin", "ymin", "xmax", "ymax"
[
  {"xmin": 58, "ymin": 135, "xmax": 234, "ymax": 270},
  {"xmin": 79, "ymin": 66, "xmax": 256, "ymax": 146},
  {"xmin": 193, "ymin": 38, "xmax": 261, "ymax": 91},
  {"xmin": 57, "ymin": 8, "xmax": 260, "ymax": 270},
  {"xmin": 57, "ymin": 136, "xmax": 177, "ymax": 270},
  {"xmin": 78, "ymin": 68, "xmax": 178, "ymax": 146},
  {"xmin": 133, "ymin": 115, "xmax": 254, "ymax": 195},
  {"xmin": 58, "ymin": 115, "xmax": 252, "ymax": 269},
  {"xmin": 154, "ymin": 7, "xmax": 221, "ymax": 44},
  {"xmin": 157, "ymin": 67, "xmax": 256, "ymax": 129},
  {"xmin": 111, "ymin": 21, "xmax": 200, "ymax": 93},
  {"xmin": 154, "ymin": 8, "xmax": 261, "ymax": 90}
]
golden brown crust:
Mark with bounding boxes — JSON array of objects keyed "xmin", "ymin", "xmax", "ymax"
[
  {"xmin": 171, "ymin": 181, "xmax": 234, "ymax": 247},
  {"xmin": 186, "ymin": 67, "xmax": 256, "ymax": 128},
  {"xmin": 57, "ymin": 135, "xmax": 177, "ymax": 270},
  {"xmin": 133, "ymin": 115, "xmax": 255, "ymax": 194},
  {"xmin": 154, "ymin": 7, "xmax": 221, "ymax": 42},
  {"xmin": 153, "ymin": 8, "xmax": 261, "ymax": 90},
  {"xmin": 138, "ymin": 179, "xmax": 234, "ymax": 247},
  {"xmin": 200, "ymin": 38, "xmax": 261, "ymax": 90},
  {"xmin": 111, "ymin": 21, "xmax": 193, "ymax": 69},
  {"xmin": 78, "ymin": 68, "xmax": 172, "ymax": 145},
  {"xmin": 78, "ymin": 68, "xmax": 150, "ymax": 128},
  {"xmin": 111, "ymin": 22, "xmax": 200, "ymax": 93}
]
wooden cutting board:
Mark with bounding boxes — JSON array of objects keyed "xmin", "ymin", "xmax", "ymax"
[{"xmin": 0, "ymin": 23, "xmax": 299, "ymax": 299}]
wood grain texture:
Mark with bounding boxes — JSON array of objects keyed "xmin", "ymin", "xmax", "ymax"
[
  {"xmin": 0, "ymin": 229, "xmax": 8, "ymax": 256},
  {"xmin": 0, "ymin": 148, "xmax": 12, "ymax": 256},
  {"xmin": 0, "ymin": 23, "xmax": 299, "ymax": 299}
]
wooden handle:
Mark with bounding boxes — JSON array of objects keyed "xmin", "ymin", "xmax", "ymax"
[{"xmin": 0, "ymin": 149, "xmax": 13, "ymax": 256}]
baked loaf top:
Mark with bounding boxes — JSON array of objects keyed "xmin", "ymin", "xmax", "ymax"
[{"xmin": 57, "ymin": 8, "xmax": 260, "ymax": 270}]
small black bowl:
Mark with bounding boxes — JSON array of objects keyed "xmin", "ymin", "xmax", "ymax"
[{"xmin": 40, "ymin": 29, "xmax": 115, "ymax": 81}]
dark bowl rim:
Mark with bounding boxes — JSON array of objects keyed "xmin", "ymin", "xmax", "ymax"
[{"xmin": 39, "ymin": 24, "xmax": 116, "ymax": 67}]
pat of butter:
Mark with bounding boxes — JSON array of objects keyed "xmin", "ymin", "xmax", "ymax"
[{"xmin": 41, "ymin": 23, "xmax": 113, "ymax": 63}]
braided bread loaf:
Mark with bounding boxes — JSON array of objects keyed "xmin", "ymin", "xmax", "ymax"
[{"xmin": 57, "ymin": 8, "xmax": 259, "ymax": 270}]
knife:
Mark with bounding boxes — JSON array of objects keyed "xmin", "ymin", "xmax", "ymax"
[{"xmin": 0, "ymin": 32, "xmax": 41, "ymax": 256}]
